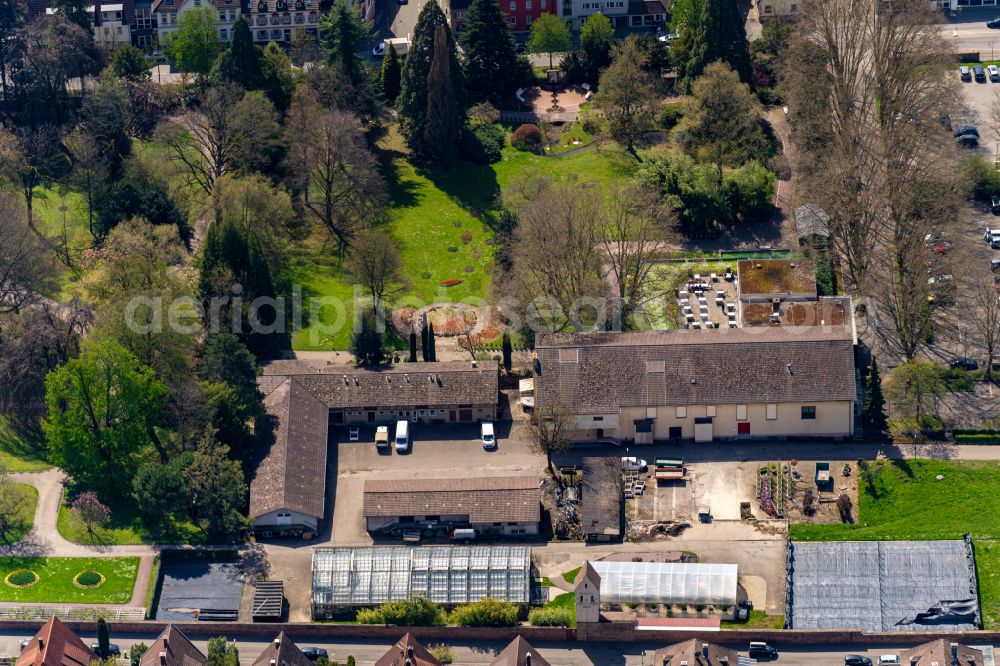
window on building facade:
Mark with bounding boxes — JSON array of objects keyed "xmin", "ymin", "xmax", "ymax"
[
  {"xmin": 509, "ymin": 15, "xmax": 516, "ymax": 24},
  {"xmin": 525, "ymin": 13, "xmax": 531, "ymax": 23},
  {"xmin": 736, "ymin": 404, "xmax": 747, "ymax": 421},
  {"xmin": 526, "ymin": 0, "xmax": 532, "ymax": 7},
  {"xmin": 676, "ymin": 406, "xmax": 687, "ymax": 418},
  {"xmin": 509, "ymin": 0, "xmax": 516, "ymax": 9},
  {"xmin": 801, "ymin": 406, "xmax": 816, "ymax": 420},
  {"xmin": 220, "ymin": 28, "xmax": 227, "ymax": 38},
  {"xmin": 766, "ymin": 404, "xmax": 777, "ymax": 420}
]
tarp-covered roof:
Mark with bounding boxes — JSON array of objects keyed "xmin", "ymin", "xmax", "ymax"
[{"xmin": 789, "ymin": 539, "xmax": 981, "ymax": 632}]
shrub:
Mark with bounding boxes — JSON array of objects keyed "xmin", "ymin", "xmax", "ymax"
[
  {"xmin": 726, "ymin": 161, "xmax": 776, "ymax": 222},
  {"xmin": 511, "ymin": 123, "xmax": 543, "ymax": 152},
  {"xmin": 461, "ymin": 124, "xmax": 505, "ymax": 164},
  {"xmin": 659, "ymin": 102, "xmax": 683, "ymax": 131},
  {"xmin": 5, "ymin": 569, "xmax": 38, "ymax": 588},
  {"xmin": 528, "ymin": 607, "xmax": 573, "ymax": 626},
  {"xmin": 428, "ymin": 645, "xmax": 454, "ymax": 664},
  {"xmin": 961, "ymin": 154, "xmax": 1000, "ymax": 203},
  {"xmin": 461, "ymin": 231, "xmax": 473, "ymax": 245},
  {"xmin": 448, "ymin": 597, "xmax": 520, "ymax": 626},
  {"xmin": 356, "ymin": 597, "xmax": 444, "ymax": 625},
  {"xmin": 74, "ymin": 571, "xmax": 104, "ymax": 588}
]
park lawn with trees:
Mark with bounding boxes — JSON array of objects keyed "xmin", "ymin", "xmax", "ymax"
[
  {"xmin": 0, "ymin": 483, "xmax": 38, "ymax": 544},
  {"xmin": 291, "ymin": 127, "xmax": 630, "ymax": 350},
  {"xmin": 0, "ymin": 419, "xmax": 50, "ymax": 472},
  {"xmin": 0, "ymin": 556, "xmax": 138, "ymax": 603},
  {"xmin": 56, "ymin": 497, "xmax": 204, "ymax": 546},
  {"xmin": 789, "ymin": 460, "xmax": 1000, "ymax": 542}
]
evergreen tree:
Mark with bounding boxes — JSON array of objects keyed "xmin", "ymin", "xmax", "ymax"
[
  {"xmin": 421, "ymin": 315, "xmax": 430, "ymax": 362},
  {"xmin": 96, "ymin": 619, "xmax": 110, "ymax": 658},
  {"xmin": 216, "ymin": 16, "xmax": 263, "ymax": 90},
  {"xmin": 409, "ymin": 329, "xmax": 418, "ymax": 362},
  {"xmin": 460, "ymin": 0, "xmax": 522, "ymax": 104},
  {"xmin": 321, "ymin": 0, "xmax": 366, "ymax": 85},
  {"xmin": 381, "ymin": 42, "xmax": 402, "ymax": 105},
  {"xmin": 423, "ymin": 24, "xmax": 462, "ymax": 166},
  {"xmin": 501, "ymin": 332, "xmax": 512, "ymax": 373},
  {"xmin": 397, "ymin": 1, "xmax": 463, "ymax": 158},
  {"xmin": 110, "ymin": 45, "xmax": 150, "ymax": 80},
  {"xmin": 685, "ymin": 0, "xmax": 752, "ymax": 88},
  {"xmin": 863, "ymin": 359, "xmax": 888, "ymax": 441},
  {"xmin": 353, "ymin": 308, "xmax": 385, "ymax": 366},
  {"xmin": 426, "ymin": 322, "xmax": 437, "ymax": 361}
]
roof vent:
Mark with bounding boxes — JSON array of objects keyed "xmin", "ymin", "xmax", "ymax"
[
  {"xmin": 428, "ymin": 375, "xmax": 434, "ymax": 383},
  {"xmin": 342, "ymin": 375, "xmax": 348, "ymax": 386},
  {"xmin": 37, "ymin": 637, "xmax": 43, "ymax": 649},
  {"xmin": 525, "ymin": 654, "xmax": 532, "ymax": 666},
  {"xmin": 386, "ymin": 376, "xmax": 391, "ymax": 384},
  {"xmin": 755, "ymin": 263, "xmax": 763, "ymax": 269},
  {"xmin": 404, "ymin": 374, "xmax": 409, "ymax": 383},
  {"xmin": 690, "ymin": 378, "xmax": 697, "ymax": 384},
  {"xmin": 353, "ymin": 376, "xmax": 359, "ymax": 386},
  {"xmin": 786, "ymin": 363, "xmax": 794, "ymax": 376},
  {"xmin": 719, "ymin": 658, "xmax": 729, "ymax": 664},
  {"xmin": 274, "ymin": 638, "xmax": 280, "ymax": 647},
  {"xmin": 407, "ymin": 646, "xmax": 415, "ymax": 658},
  {"xmin": 472, "ymin": 360, "xmax": 478, "ymax": 368},
  {"xmin": 701, "ymin": 644, "xmax": 709, "ymax": 657},
  {"xmin": 790, "ymin": 262, "xmax": 796, "ymax": 268}
]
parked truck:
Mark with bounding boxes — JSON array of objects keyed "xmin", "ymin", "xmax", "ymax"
[{"xmin": 654, "ymin": 457, "xmax": 685, "ymax": 481}]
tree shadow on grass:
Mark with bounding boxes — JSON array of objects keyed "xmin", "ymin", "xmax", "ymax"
[
  {"xmin": 415, "ymin": 160, "xmax": 502, "ymax": 227},
  {"xmin": 375, "ymin": 141, "xmax": 421, "ymax": 211}
]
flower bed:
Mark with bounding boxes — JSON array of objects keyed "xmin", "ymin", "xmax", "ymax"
[
  {"xmin": 72, "ymin": 570, "xmax": 105, "ymax": 589},
  {"xmin": 5, "ymin": 569, "xmax": 38, "ymax": 589}
]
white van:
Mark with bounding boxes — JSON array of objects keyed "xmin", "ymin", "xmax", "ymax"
[
  {"xmin": 394, "ymin": 420, "xmax": 409, "ymax": 453},
  {"xmin": 481, "ymin": 422, "xmax": 496, "ymax": 449},
  {"xmin": 452, "ymin": 528, "xmax": 477, "ymax": 541}
]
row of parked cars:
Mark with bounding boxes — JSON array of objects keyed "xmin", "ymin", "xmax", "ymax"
[
  {"xmin": 749, "ymin": 643, "xmax": 905, "ymax": 665},
  {"xmin": 960, "ymin": 64, "xmax": 1000, "ymax": 83}
]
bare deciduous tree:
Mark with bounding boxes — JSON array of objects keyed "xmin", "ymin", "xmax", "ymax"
[
  {"xmin": 507, "ymin": 182, "xmax": 604, "ymax": 332},
  {"xmin": 156, "ymin": 84, "xmax": 279, "ymax": 204},
  {"xmin": 599, "ymin": 183, "xmax": 667, "ymax": 319},
  {"xmin": 287, "ymin": 104, "xmax": 386, "ymax": 255},
  {"xmin": 345, "ymin": 229, "xmax": 402, "ymax": 312},
  {"xmin": 0, "ymin": 194, "xmax": 58, "ymax": 315},
  {"xmin": 968, "ymin": 276, "xmax": 1000, "ymax": 378},
  {"xmin": 527, "ymin": 400, "xmax": 574, "ymax": 476}
]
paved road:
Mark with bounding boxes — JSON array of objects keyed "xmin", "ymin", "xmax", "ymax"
[
  {"xmin": 947, "ymin": 7, "xmax": 1000, "ymax": 55},
  {"xmin": 0, "ymin": 630, "xmax": 994, "ymax": 666}
]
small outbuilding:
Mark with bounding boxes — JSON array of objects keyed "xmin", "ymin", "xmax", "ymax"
[
  {"xmin": 581, "ymin": 457, "xmax": 622, "ymax": 542},
  {"xmin": 795, "ymin": 204, "xmax": 830, "ymax": 245}
]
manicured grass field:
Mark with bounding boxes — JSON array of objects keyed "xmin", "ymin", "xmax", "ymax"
[
  {"xmin": 789, "ymin": 460, "xmax": 1000, "ymax": 542},
  {"xmin": 0, "ymin": 557, "xmax": 139, "ymax": 604},
  {"xmin": 0, "ymin": 484, "xmax": 38, "ymax": 545},
  {"xmin": 0, "ymin": 418, "xmax": 51, "ymax": 473},
  {"xmin": 58, "ymin": 498, "xmax": 204, "ymax": 546},
  {"xmin": 560, "ymin": 566, "xmax": 581, "ymax": 584},
  {"xmin": 544, "ymin": 591, "xmax": 576, "ymax": 627},
  {"xmin": 975, "ymin": 539, "xmax": 1000, "ymax": 629},
  {"xmin": 292, "ymin": 127, "xmax": 633, "ymax": 351}
]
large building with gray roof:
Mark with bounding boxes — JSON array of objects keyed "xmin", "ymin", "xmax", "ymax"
[
  {"xmin": 534, "ymin": 327, "xmax": 856, "ymax": 443},
  {"xmin": 251, "ymin": 360, "xmax": 499, "ymax": 537}
]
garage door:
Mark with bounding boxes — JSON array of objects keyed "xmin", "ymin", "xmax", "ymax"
[{"xmin": 458, "ymin": 409, "xmax": 473, "ymax": 421}]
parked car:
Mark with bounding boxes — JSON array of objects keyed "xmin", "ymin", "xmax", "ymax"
[
  {"xmin": 986, "ymin": 226, "xmax": 1000, "ymax": 247},
  {"xmin": 748, "ymin": 642, "xmax": 779, "ymax": 660},
  {"xmin": 988, "ymin": 17, "xmax": 1000, "ymax": 27},
  {"xmin": 961, "ymin": 65, "xmax": 972, "ymax": 81},
  {"xmin": 375, "ymin": 425, "xmax": 389, "ymax": 451},
  {"xmin": 877, "ymin": 655, "xmax": 900, "ymax": 665},
  {"xmin": 301, "ymin": 648, "xmax": 328, "ymax": 661},
  {"xmin": 481, "ymin": 422, "xmax": 496, "ymax": 449},
  {"xmin": 988, "ymin": 64, "xmax": 999, "ymax": 81},
  {"xmin": 975, "ymin": 64, "xmax": 987, "ymax": 82},
  {"xmin": 845, "ymin": 656, "xmax": 873, "ymax": 666},
  {"xmin": 950, "ymin": 357, "xmax": 979, "ymax": 371},
  {"xmin": 956, "ymin": 133, "xmax": 979, "ymax": 148},
  {"xmin": 621, "ymin": 456, "xmax": 648, "ymax": 471},
  {"xmin": 349, "ymin": 426, "xmax": 359, "ymax": 442},
  {"xmin": 954, "ymin": 125, "xmax": 979, "ymax": 138},
  {"xmin": 372, "ymin": 42, "xmax": 386, "ymax": 57},
  {"xmin": 992, "ymin": 196, "xmax": 1000, "ymax": 215},
  {"xmin": 394, "ymin": 420, "xmax": 409, "ymax": 453},
  {"xmin": 91, "ymin": 644, "xmax": 121, "ymax": 659}
]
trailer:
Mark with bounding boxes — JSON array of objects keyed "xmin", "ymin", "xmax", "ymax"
[{"xmin": 654, "ymin": 457, "xmax": 685, "ymax": 481}]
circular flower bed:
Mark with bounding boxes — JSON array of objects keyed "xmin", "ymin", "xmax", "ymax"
[
  {"xmin": 73, "ymin": 570, "xmax": 105, "ymax": 589},
  {"xmin": 5, "ymin": 569, "xmax": 38, "ymax": 589}
]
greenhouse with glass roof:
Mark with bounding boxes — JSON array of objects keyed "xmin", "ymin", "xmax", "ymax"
[
  {"xmin": 589, "ymin": 561, "xmax": 738, "ymax": 607},
  {"xmin": 311, "ymin": 545, "xmax": 532, "ymax": 618}
]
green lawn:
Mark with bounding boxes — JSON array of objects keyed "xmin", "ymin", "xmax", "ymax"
[
  {"xmin": 0, "ymin": 418, "xmax": 50, "ymax": 472},
  {"xmin": 721, "ymin": 611, "xmax": 785, "ymax": 630},
  {"xmin": 544, "ymin": 591, "xmax": 576, "ymax": 627},
  {"xmin": 0, "ymin": 484, "xmax": 37, "ymax": 545},
  {"xmin": 790, "ymin": 460, "xmax": 1000, "ymax": 541},
  {"xmin": 58, "ymin": 496, "xmax": 204, "ymax": 546},
  {"xmin": 292, "ymin": 128, "xmax": 633, "ymax": 351},
  {"xmin": 560, "ymin": 566, "xmax": 582, "ymax": 584},
  {"xmin": 975, "ymin": 540, "xmax": 1000, "ymax": 629},
  {"xmin": 0, "ymin": 557, "xmax": 139, "ymax": 604}
]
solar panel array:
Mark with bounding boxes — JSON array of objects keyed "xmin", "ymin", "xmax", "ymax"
[{"xmin": 312, "ymin": 545, "xmax": 531, "ymax": 610}]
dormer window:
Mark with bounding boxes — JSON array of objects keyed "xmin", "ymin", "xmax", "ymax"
[
  {"xmin": 275, "ymin": 0, "xmax": 287, "ymax": 10},
  {"xmin": 294, "ymin": 0, "xmax": 303, "ymax": 9},
  {"xmin": 257, "ymin": 0, "xmax": 266, "ymax": 10}
]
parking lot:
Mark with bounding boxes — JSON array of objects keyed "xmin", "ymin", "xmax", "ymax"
[{"xmin": 329, "ymin": 422, "xmax": 546, "ymax": 546}]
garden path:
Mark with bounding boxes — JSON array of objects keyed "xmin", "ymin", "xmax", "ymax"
[{"xmin": 0, "ymin": 468, "xmax": 155, "ymax": 608}]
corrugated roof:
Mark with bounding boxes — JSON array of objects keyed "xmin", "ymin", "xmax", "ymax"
[
  {"xmin": 363, "ymin": 477, "xmax": 540, "ymax": 524},
  {"xmin": 535, "ymin": 328, "xmax": 856, "ymax": 413}
]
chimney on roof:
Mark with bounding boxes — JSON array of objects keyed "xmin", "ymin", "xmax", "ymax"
[
  {"xmin": 786, "ymin": 363, "xmax": 794, "ymax": 376},
  {"xmin": 274, "ymin": 638, "xmax": 281, "ymax": 647},
  {"xmin": 472, "ymin": 360, "xmax": 478, "ymax": 368},
  {"xmin": 428, "ymin": 375, "xmax": 434, "ymax": 383},
  {"xmin": 37, "ymin": 637, "xmax": 43, "ymax": 649},
  {"xmin": 405, "ymin": 374, "xmax": 409, "ymax": 383},
  {"xmin": 353, "ymin": 376, "xmax": 359, "ymax": 386},
  {"xmin": 755, "ymin": 263, "xmax": 763, "ymax": 269},
  {"xmin": 719, "ymin": 657, "xmax": 729, "ymax": 664},
  {"xmin": 702, "ymin": 644, "xmax": 709, "ymax": 658},
  {"xmin": 952, "ymin": 644, "xmax": 959, "ymax": 660},
  {"xmin": 343, "ymin": 375, "xmax": 348, "ymax": 385},
  {"xmin": 407, "ymin": 646, "xmax": 414, "ymax": 658},
  {"xmin": 269, "ymin": 661, "xmax": 276, "ymax": 666},
  {"xmin": 162, "ymin": 637, "xmax": 168, "ymax": 649}
]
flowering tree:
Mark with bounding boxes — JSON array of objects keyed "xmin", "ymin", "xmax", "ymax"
[{"xmin": 71, "ymin": 492, "xmax": 110, "ymax": 536}]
